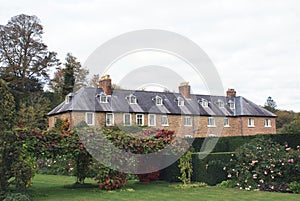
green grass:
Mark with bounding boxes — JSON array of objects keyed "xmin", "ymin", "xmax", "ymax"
[{"xmin": 29, "ymin": 174, "xmax": 300, "ymax": 201}]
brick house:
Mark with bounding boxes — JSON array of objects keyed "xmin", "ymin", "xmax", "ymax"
[{"xmin": 47, "ymin": 75, "xmax": 276, "ymax": 137}]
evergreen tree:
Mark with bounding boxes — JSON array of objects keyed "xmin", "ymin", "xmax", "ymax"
[
  {"xmin": 264, "ymin": 96, "xmax": 277, "ymax": 113},
  {"xmin": 56, "ymin": 53, "xmax": 88, "ymax": 97},
  {"xmin": 0, "ymin": 79, "xmax": 16, "ymax": 130}
]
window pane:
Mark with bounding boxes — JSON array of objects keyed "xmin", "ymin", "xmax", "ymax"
[
  {"xmin": 162, "ymin": 116, "xmax": 168, "ymax": 125},
  {"xmin": 106, "ymin": 113, "xmax": 113, "ymax": 126},
  {"xmin": 86, "ymin": 113, "xmax": 94, "ymax": 125},
  {"xmin": 184, "ymin": 116, "xmax": 192, "ymax": 126},
  {"xmin": 149, "ymin": 114, "xmax": 156, "ymax": 126},
  {"xmin": 124, "ymin": 114, "xmax": 131, "ymax": 125},
  {"xmin": 136, "ymin": 114, "xmax": 144, "ymax": 125}
]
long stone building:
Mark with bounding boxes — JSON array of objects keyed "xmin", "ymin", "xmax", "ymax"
[{"xmin": 48, "ymin": 75, "xmax": 276, "ymax": 137}]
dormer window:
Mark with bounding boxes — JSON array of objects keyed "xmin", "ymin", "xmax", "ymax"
[
  {"xmin": 201, "ymin": 99, "xmax": 208, "ymax": 107},
  {"xmin": 128, "ymin": 94, "xmax": 137, "ymax": 104},
  {"xmin": 178, "ymin": 97, "xmax": 184, "ymax": 106},
  {"xmin": 96, "ymin": 93, "xmax": 108, "ymax": 103},
  {"xmin": 156, "ymin": 96, "xmax": 163, "ymax": 105},
  {"xmin": 216, "ymin": 99, "xmax": 224, "ymax": 108},
  {"xmin": 228, "ymin": 100, "xmax": 235, "ymax": 110},
  {"xmin": 65, "ymin": 93, "xmax": 73, "ymax": 104}
]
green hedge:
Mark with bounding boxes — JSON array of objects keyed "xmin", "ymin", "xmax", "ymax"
[
  {"xmin": 160, "ymin": 152, "xmax": 232, "ymax": 185},
  {"xmin": 192, "ymin": 133, "xmax": 300, "ymax": 153}
]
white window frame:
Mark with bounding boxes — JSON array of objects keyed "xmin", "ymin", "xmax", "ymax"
[
  {"xmin": 228, "ymin": 101, "xmax": 235, "ymax": 110},
  {"xmin": 201, "ymin": 99, "xmax": 208, "ymax": 107},
  {"xmin": 264, "ymin": 119, "xmax": 271, "ymax": 127},
  {"xmin": 156, "ymin": 96, "xmax": 163, "ymax": 105},
  {"xmin": 65, "ymin": 94, "xmax": 73, "ymax": 104},
  {"xmin": 136, "ymin": 114, "xmax": 144, "ymax": 126},
  {"xmin": 178, "ymin": 97, "xmax": 184, "ymax": 106},
  {"xmin": 208, "ymin": 117, "xmax": 216, "ymax": 127},
  {"xmin": 161, "ymin": 115, "xmax": 169, "ymax": 126},
  {"xmin": 98, "ymin": 93, "xmax": 108, "ymax": 103},
  {"xmin": 123, "ymin": 113, "xmax": 132, "ymax": 126},
  {"xmin": 184, "ymin": 116, "xmax": 192, "ymax": 127},
  {"xmin": 128, "ymin": 94, "xmax": 137, "ymax": 104},
  {"xmin": 217, "ymin": 99, "xmax": 224, "ymax": 108},
  {"xmin": 148, "ymin": 114, "xmax": 156, "ymax": 126},
  {"xmin": 248, "ymin": 118, "xmax": 255, "ymax": 127},
  {"xmin": 85, "ymin": 112, "xmax": 95, "ymax": 126},
  {"xmin": 106, "ymin": 113, "xmax": 114, "ymax": 126},
  {"xmin": 224, "ymin": 118, "xmax": 230, "ymax": 127}
]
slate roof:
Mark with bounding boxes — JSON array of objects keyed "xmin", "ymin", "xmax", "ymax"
[{"xmin": 47, "ymin": 87, "xmax": 276, "ymax": 117}]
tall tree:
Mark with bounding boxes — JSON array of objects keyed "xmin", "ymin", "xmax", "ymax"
[
  {"xmin": 264, "ymin": 96, "xmax": 277, "ymax": 113},
  {"xmin": 52, "ymin": 53, "xmax": 88, "ymax": 97},
  {"xmin": 0, "ymin": 14, "xmax": 59, "ymax": 101},
  {"xmin": 17, "ymin": 93, "xmax": 50, "ymax": 130},
  {"xmin": 0, "ymin": 79, "xmax": 16, "ymax": 130}
]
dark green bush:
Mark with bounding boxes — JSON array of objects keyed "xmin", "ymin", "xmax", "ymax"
[
  {"xmin": 0, "ymin": 131, "xmax": 35, "ymax": 195},
  {"xmin": 192, "ymin": 133, "xmax": 300, "ymax": 153},
  {"xmin": 160, "ymin": 152, "xmax": 231, "ymax": 186},
  {"xmin": 288, "ymin": 181, "xmax": 300, "ymax": 194},
  {"xmin": 3, "ymin": 192, "xmax": 31, "ymax": 201}
]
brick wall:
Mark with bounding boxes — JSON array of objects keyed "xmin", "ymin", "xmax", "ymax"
[{"xmin": 48, "ymin": 112, "xmax": 276, "ymax": 137}]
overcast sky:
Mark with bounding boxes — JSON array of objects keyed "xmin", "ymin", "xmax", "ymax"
[{"xmin": 0, "ymin": 0, "xmax": 299, "ymax": 111}]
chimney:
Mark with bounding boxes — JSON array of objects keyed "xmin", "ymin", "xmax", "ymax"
[
  {"xmin": 179, "ymin": 82, "xmax": 191, "ymax": 99},
  {"xmin": 98, "ymin": 75, "xmax": 112, "ymax": 95},
  {"xmin": 226, "ymin": 88, "xmax": 236, "ymax": 97}
]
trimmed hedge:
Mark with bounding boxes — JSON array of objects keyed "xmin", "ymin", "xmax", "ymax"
[
  {"xmin": 160, "ymin": 152, "xmax": 232, "ymax": 185},
  {"xmin": 192, "ymin": 133, "xmax": 300, "ymax": 153},
  {"xmin": 161, "ymin": 134, "xmax": 300, "ymax": 186}
]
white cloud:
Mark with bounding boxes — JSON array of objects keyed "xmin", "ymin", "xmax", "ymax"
[{"xmin": 0, "ymin": 0, "xmax": 299, "ymax": 111}]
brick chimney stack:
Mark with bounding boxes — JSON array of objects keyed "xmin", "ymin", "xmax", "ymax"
[
  {"xmin": 226, "ymin": 88, "xmax": 236, "ymax": 97},
  {"xmin": 179, "ymin": 82, "xmax": 191, "ymax": 99},
  {"xmin": 98, "ymin": 75, "xmax": 112, "ymax": 95}
]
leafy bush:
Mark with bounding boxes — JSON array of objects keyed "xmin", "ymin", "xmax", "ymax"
[
  {"xmin": 0, "ymin": 131, "xmax": 35, "ymax": 195},
  {"xmin": 3, "ymin": 192, "xmax": 31, "ymax": 201},
  {"xmin": 94, "ymin": 163, "xmax": 127, "ymax": 190},
  {"xmin": 288, "ymin": 181, "xmax": 300, "ymax": 194},
  {"xmin": 216, "ymin": 180, "xmax": 236, "ymax": 188},
  {"xmin": 178, "ymin": 151, "xmax": 193, "ymax": 184},
  {"xmin": 226, "ymin": 138, "xmax": 300, "ymax": 192}
]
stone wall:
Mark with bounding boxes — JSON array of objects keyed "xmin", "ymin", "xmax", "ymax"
[{"xmin": 48, "ymin": 112, "xmax": 276, "ymax": 136}]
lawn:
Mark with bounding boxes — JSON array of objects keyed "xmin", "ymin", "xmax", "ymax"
[{"xmin": 29, "ymin": 174, "xmax": 299, "ymax": 201}]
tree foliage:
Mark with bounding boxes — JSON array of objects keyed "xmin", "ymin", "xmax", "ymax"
[
  {"xmin": 51, "ymin": 53, "xmax": 88, "ymax": 97},
  {"xmin": 0, "ymin": 79, "xmax": 16, "ymax": 130},
  {"xmin": 0, "ymin": 130, "xmax": 36, "ymax": 197},
  {"xmin": 264, "ymin": 96, "xmax": 277, "ymax": 113},
  {"xmin": 17, "ymin": 93, "xmax": 51, "ymax": 130},
  {"xmin": 0, "ymin": 14, "xmax": 59, "ymax": 96}
]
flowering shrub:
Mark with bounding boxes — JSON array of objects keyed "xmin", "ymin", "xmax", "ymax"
[
  {"xmin": 226, "ymin": 138, "xmax": 300, "ymax": 192},
  {"xmin": 0, "ymin": 130, "xmax": 36, "ymax": 198}
]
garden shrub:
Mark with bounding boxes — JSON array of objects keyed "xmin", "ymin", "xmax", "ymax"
[
  {"xmin": 192, "ymin": 153, "xmax": 231, "ymax": 185},
  {"xmin": 226, "ymin": 138, "xmax": 300, "ymax": 192},
  {"xmin": 93, "ymin": 163, "xmax": 127, "ymax": 190},
  {"xmin": 178, "ymin": 151, "xmax": 193, "ymax": 184},
  {"xmin": 288, "ymin": 181, "xmax": 300, "ymax": 194},
  {"xmin": 216, "ymin": 180, "xmax": 236, "ymax": 188},
  {"xmin": 192, "ymin": 134, "xmax": 300, "ymax": 153},
  {"xmin": 3, "ymin": 192, "xmax": 31, "ymax": 201},
  {"xmin": 0, "ymin": 130, "xmax": 35, "ymax": 196}
]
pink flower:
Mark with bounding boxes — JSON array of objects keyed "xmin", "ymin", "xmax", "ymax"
[
  {"xmin": 253, "ymin": 174, "xmax": 258, "ymax": 179},
  {"xmin": 227, "ymin": 173, "xmax": 232, "ymax": 178},
  {"xmin": 288, "ymin": 158, "xmax": 294, "ymax": 163}
]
